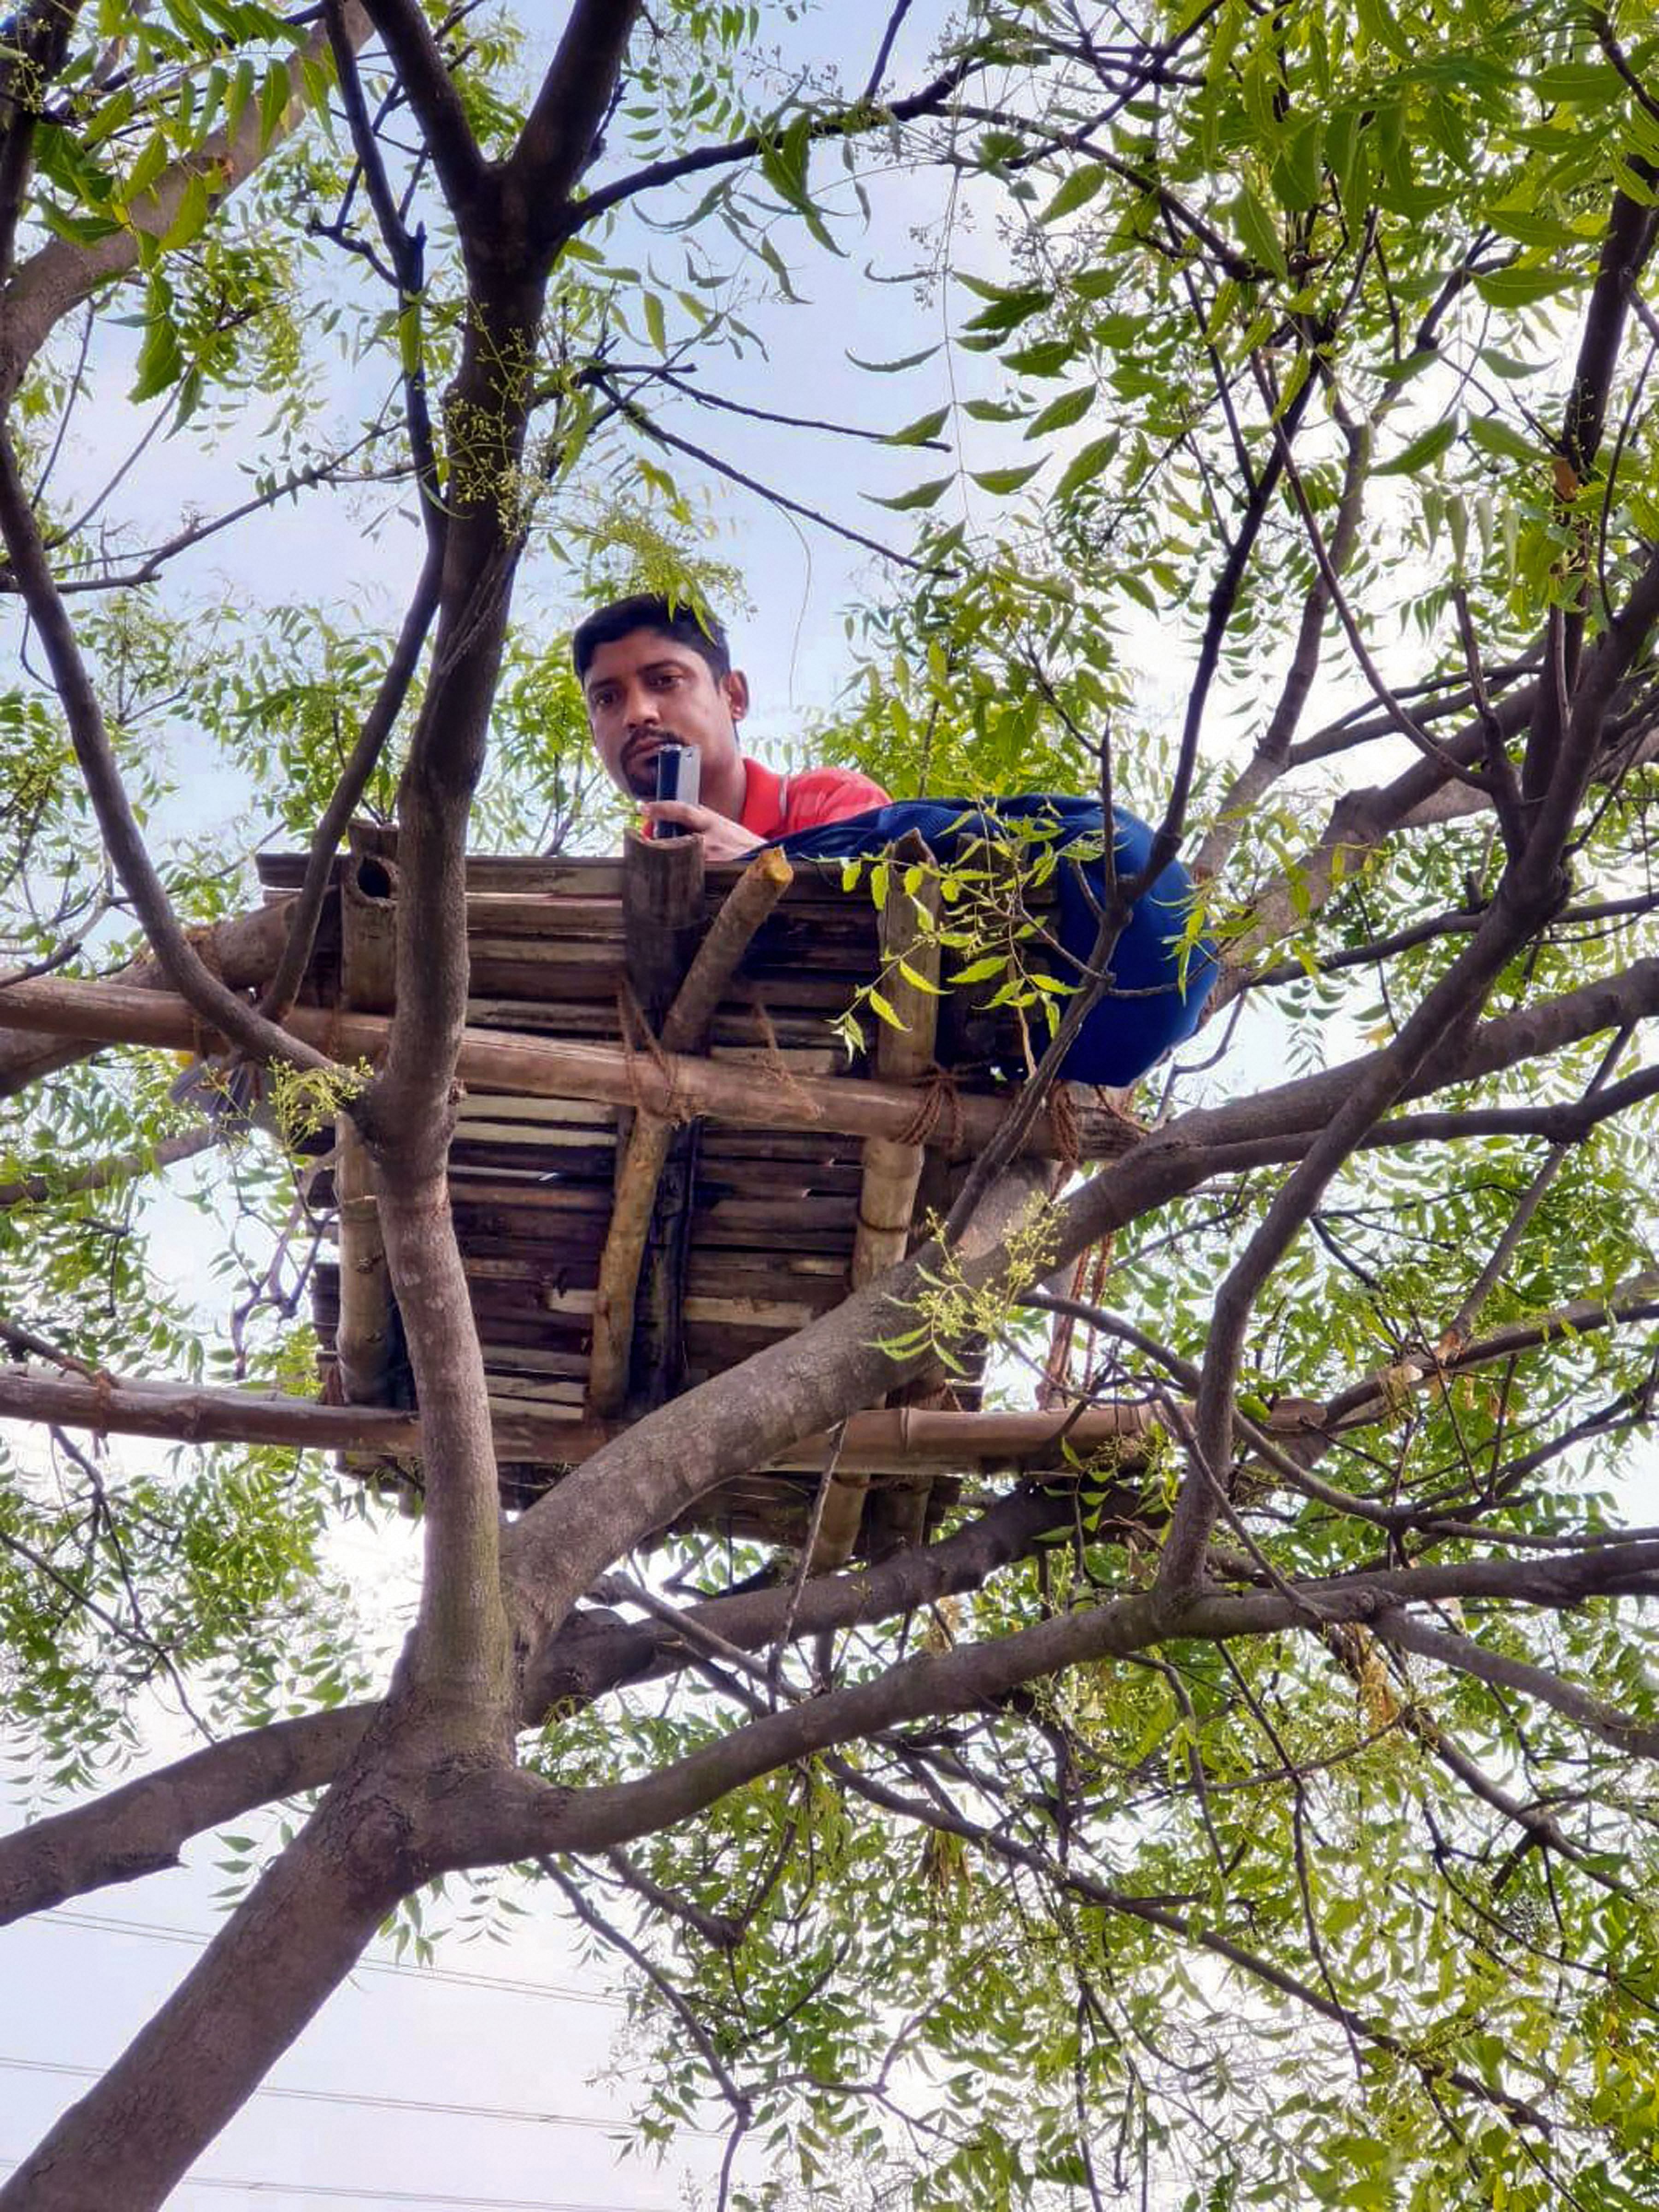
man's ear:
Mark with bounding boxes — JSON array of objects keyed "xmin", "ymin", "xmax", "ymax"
[{"xmin": 722, "ymin": 668, "xmax": 750, "ymax": 723}]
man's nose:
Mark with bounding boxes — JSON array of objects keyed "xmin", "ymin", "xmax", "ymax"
[{"xmin": 624, "ymin": 688, "xmax": 662, "ymax": 730}]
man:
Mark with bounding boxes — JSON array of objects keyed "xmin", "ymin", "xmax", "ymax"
[{"xmin": 573, "ymin": 594, "xmax": 888, "ymax": 863}]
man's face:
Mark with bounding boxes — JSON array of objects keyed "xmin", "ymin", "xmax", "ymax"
[{"xmin": 581, "ymin": 628, "xmax": 748, "ymax": 801}]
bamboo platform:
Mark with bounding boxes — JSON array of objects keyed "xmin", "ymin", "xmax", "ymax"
[{"xmin": 259, "ymin": 825, "xmax": 1135, "ymax": 1558}]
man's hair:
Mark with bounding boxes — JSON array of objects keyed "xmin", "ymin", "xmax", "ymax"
[{"xmin": 571, "ymin": 594, "xmax": 731, "ymax": 682}]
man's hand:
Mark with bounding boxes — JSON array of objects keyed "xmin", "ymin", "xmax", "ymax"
[{"xmin": 641, "ymin": 801, "xmax": 764, "ymax": 863}]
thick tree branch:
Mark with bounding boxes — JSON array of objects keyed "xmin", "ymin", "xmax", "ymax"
[
  {"xmin": 0, "ymin": 432, "xmax": 337, "ymax": 1083},
  {"xmin": 0, "ymin": 1487, "xmax": 1076, "ymax": 1925},
  {"xmin": 0, "ymin": 0, "xmax": 87, "ymax": 284},
  {"xmin": 0, "ymin": 6, "xmax": 373, "ymax": 404},
  {"xmin": 508, "ymin": 0, "xmax": 643, "ymax": 241},
  {"xmin": 0, "ymin": 1708, "xmax": 369, "ymax": 1924},
  {"xmin": 1379, "ymin": 1609, "xmax": 1659, "ymax": 1761},
  {"xmin": 0, "ymin": 1123, "xmax": 217, "ymax": 1208},
  {"xmin": 0, "ymin": 972, "xmax": 1140, "ymax": 1158},
  {"xmin": 0, "ymin": 899, "xmax": 298, "ymax": 1101},
  {"xmin": 438, "ymin": 1545, "xmax": 1659, "ymax": 1873},
  {"xmin": 358, "ymin": 0, "xmax": 486, "ymax": 223}
]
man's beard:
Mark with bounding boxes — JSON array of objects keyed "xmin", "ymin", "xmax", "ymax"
[{"xmin": 622, "ymin": 732, "xmax": 678, "ymax": 798}]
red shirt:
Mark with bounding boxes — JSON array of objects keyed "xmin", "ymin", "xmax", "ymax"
[{"xmin": 738, "ymin": 759, "xmax": 889, "ymax": 838}]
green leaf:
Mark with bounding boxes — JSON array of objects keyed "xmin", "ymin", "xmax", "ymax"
[
  {"xmin": 948, "ymin": 953, "xmax": 1009, "ymax": 984},
  {"xmin": 1232, "ymin": 183, "xmax": 1287, "ymax": 278},
  {"xmin": 970, "ymin": 461, "xmax": 1042, "ymax": 494},
  {"xmin": 1375, "ymin": 418, "xmax": 1458, "ymax": 476},
  {"xmin": 962, "ymin": 285, "xmax": 1051, "ymax": 335},
  {"xmin": 35, "ymin": 120, "xmax": 116, "ymax": 208},
  {"xmin": 259, "ymin": 62, "xmax": 290, "ymax": 150},
  {"xmin": 1466, "ymin": 415, "xmax": 1537, "ymax": 465},
  {"xmin": 885, "ymin": 406, "xmax": 950, "ymax": 446},
  {"xmin": 1039, "ymin": 161, "xmax": 1109, "ymax": 224},
  {"xmin": 131, "ymin": 291, "xmax": 184, "ymax": 402},
  {"xmin": 642, "ymin": 291, "xmax": 666, "ymax": 351},
  {"xmin": 1474, "ymin": 265, "xmax": 1571, "ymax": 309},
  {"xmin": 225, "ymin": 58, "xmax": 256, "ymax": 141},
  {"xmin": 1530, "ymin": 61, "xmax": 1618, "ymax": 102},
  {"xmin": 1054, "ymin": 433, "xmax": 1119, "ymax": 499},
  {"xmin": 1025, "ymin": 385, "xmax": 1094, "ymax": 437},
  {"xmin": 1477, "ymin": 345, "xmax": 1547, "ymax": 381},
  {"xmin": 868, "ymin": 475, "xmax": 953, "ymax": 511},
  {"xmin": 161, "ymin": 171, "xmax": 212, "ymax": 253},
  {"xmin": 847, "ymin": 344, "xmax": 939, "ymax": 373},
  {"xmin": 1003, "ymin": 337, "xmax": 1075, "ymax": 378},
  {"xmin": 123, "ymin": 132, "xmax": 172, "ymax": 209},
  {"xmin": 1270, "ymin": 118, "xmax": 1324, "ymax": 213}
]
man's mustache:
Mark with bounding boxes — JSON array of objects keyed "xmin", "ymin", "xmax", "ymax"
[{"xmin": 621, "ymin": 731, "xmax": 681, "ymax": 791}]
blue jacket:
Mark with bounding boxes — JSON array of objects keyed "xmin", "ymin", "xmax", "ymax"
[{"xmin": 776, "ymin": 797, "xmax": 1216, "ymax": 1087}]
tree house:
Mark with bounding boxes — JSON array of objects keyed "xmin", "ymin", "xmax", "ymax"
[{"xmin": 257, "ymin": 826, "xmax": 1141, "ymax": 1563}]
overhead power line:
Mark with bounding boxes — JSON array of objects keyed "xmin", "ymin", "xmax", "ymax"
[
  {"xmin": 0, "ymin": 2056, "xmax": 723, "ymax": 2138},
  {"xmin": 0, "ymin": 2164, "xmax": 676, "ymax": 2211},
  {"xmin": 42, "ymin": 1907, "xmax": 620, "ymax": 2008}
]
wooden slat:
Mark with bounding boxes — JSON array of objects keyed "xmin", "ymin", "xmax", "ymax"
[{"xmin": 588, "ymin": 846, "xmax": 794, "ymax": 1418}]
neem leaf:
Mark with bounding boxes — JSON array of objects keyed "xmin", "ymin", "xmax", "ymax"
[
  {"xmin": 1478, "ymin": 345, "xmax": 1547, "ymax": 381},
  {"xmin": 971, "ymin": 460, "xmax": 1043, "ymax": 494},
  {"xmin": 847, "ymin": 344, "xmax": 940, "ymax": 373},
  {"xmin": 1474, "ymin": 265, "xmax": 1570, "ymax": 309},
  {"xmin": 1375, "ymin": 417, "xmax": 1458, "ymax": 475},
  {"xmin": 1232, "ymin": 183, "xmax": 1287, "ymax": 278},
  {"xmin": 1004, "ymin": 336, "xmax": 1075, "ymax": 377},
  {"xmin": 132, "ymin": 297, "xmax": 184, "ymax": 402},
  {"xmin": 1040, "ymin": 161, "xmax": 1109, "ymax": 224},
  {"xmin": 1466, "ymin": 414, "xmax": 1537, "ymax": 465},
  {"xmin": 949, "ymin": 953, "xmax": 1010, "ymax": 984},
  {"xmin": 1054, "ymin": 433, "xmax": 1119, "ymax": 499},
  {"xmin": 868, "ymin": 475, "xmax": 953, "ymax": 511},
  {"xmin": 885, "ymin": 406, "xmax": 950, "ymax": 446},
  {"xmin": 1026, "ymin": 385, "xmax": 1094, "ymax": 437}
]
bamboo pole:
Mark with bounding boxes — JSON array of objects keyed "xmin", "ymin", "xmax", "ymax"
[
  {"xmin": 331, "ymin": 853, "xmax": 400, "ymax": 1406},
  {"xmin": 0, "ymin": 976, "xmax": 1142, "ymax": 1161},
  {"xmin": 816, "ymin": 841, "xmax": 946, "ymax": 1571},
  {"xmin": 849, "ymin": 837, "xmax": 942, "ymax": 1289},
  {"xmin": 0, "ymin": 1362, "xmax": 1157, "ymax": 1471},
  {"xmin": 0, "ymin": 896, "xmax": 299, "ymax": 1101},
  {"xmin": 588, "ymin": 846, "xmax": 796, "ymax": 1417},
  {"xmin": 331, "ymin": 1124, "xmax": 397, "ymax": 1406},
  {"xmin": 618, "ymin": 831, "xmax": 705, "ymax": 1417}
]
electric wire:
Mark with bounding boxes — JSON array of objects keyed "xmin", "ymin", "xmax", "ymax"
[
  {"xmin": 41, "ymin": 1907, "xmax": 620, "ymax": 2008},
  {"xmin": 0, "ymin": 2056, "xmax": 722, "ymax": 2137},
  {"xmin": 0, "ymin": 2165, "xmax": 675, "ymax": 2210}
]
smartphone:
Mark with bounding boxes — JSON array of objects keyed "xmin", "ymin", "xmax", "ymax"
[{"xmin": 653, "ymin": 743, "xmax": 700, "ymax": 835}]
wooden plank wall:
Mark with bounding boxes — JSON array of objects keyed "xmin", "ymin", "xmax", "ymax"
[{"xmin": 263, "ymin": 841, "xmax": 1023, "ymax": 1542}]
